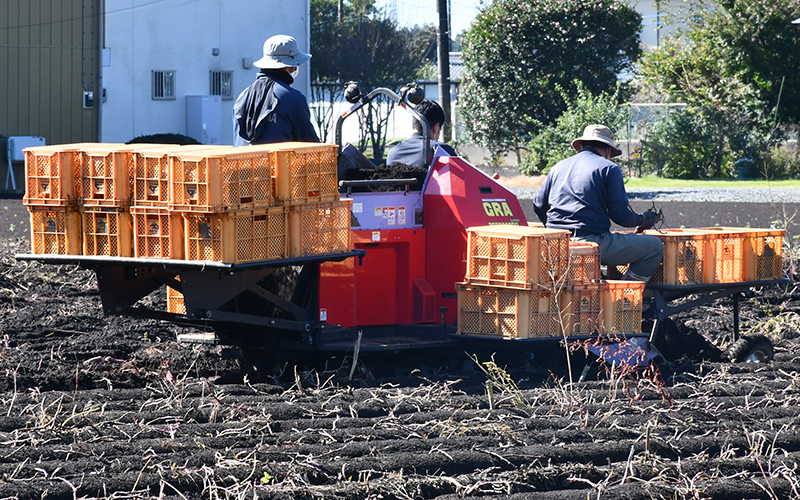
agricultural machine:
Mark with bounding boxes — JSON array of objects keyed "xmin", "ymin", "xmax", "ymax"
[{"xmin": 16, "ymin": 85, "xmax": 787, "ymax": 371}]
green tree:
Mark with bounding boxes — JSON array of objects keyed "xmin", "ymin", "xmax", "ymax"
[
  {"xmin": 520, "ymin": 81, "xmax": 629, "ymax": 175},
  {"xmin": 310, "ymin": 0, "xmax": 435, "ymax": 159},
  {"xmin": 641, "ymin": 107, "xmax": 718, "ymax": 178},
  {"xmin": 638, "ymin": 0, "xmax": 800, "ymax": 177},
  {"xmin": 460, "ymin": 0, "xmax": 641, "ymax": 163}
]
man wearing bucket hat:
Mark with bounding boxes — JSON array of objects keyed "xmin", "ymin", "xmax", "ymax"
[
  {"xmin": 533, "ymin": 124, "xmax": 664, "ymax": 282},
  {"xmin": 233, "ymin": 35, "xmax": 319, "ymax": 146}
]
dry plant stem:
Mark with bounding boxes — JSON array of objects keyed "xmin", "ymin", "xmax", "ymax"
[{"xmin": 349, "ymin": 329, "xmax": 362, "ymax": 381}]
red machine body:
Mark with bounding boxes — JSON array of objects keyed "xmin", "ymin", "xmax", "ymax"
[{"xmin": 318, "ymin": 155, "xmax": 527, "ymax": 328}]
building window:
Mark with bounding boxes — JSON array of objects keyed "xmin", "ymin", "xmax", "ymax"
[
  {"xmin": 210, "ymin": 71, "xmax": 234, "ymax": 100},
  {"xmin": 152, "ymin": 70, "xmax": 176, "ymax": 100}
]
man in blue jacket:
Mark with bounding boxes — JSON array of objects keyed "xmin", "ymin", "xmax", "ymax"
[
  {"xmin": 533, "ymin": 125, "xmax": 663, "ymax": 282},
  {"xmin": 233, "ymin": 35, "xmax": 319, "ymax": 146},
  {"xmin": 386, "ymin": 99, "xmax": 456, "ymax": 168}
]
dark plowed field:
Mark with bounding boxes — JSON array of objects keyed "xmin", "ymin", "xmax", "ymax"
[{"xmin": 2, "ymin": 198, "xmax": 800, "ymax": 499}]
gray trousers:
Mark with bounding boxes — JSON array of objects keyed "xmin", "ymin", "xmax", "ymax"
[{"xmin": 572, "ymin": 232, "xmax": 664, "ymax": 281}]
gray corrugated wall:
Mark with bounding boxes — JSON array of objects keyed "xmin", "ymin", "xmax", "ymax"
[{"xmin": 1, "ymin": 0, "xmax": 101, "ymax": 146}]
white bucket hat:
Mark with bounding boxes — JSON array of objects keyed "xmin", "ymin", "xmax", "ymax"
[
  {"xmin": 253, "ymin": 35, "xmax": 311, "ymax": 69},
  {"xmin": 571, "ymin": 124, "xmax": 622, "ymax": 157}
]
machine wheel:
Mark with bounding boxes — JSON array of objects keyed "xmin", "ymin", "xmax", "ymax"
[{"xmin": 726, "ymin": 335, "xmax": 774, "ymax": 363}]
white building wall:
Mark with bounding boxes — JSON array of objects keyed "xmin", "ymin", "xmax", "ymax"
[
  {"xmin": 101, "ymin": 0, "xmax": 312, "ymax": 145},
  {"xmin": 637, "ymin": 0, "xmax": 685, "ymax": 48}
]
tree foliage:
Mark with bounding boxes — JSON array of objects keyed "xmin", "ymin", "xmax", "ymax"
[
  {"xmin": 638, "ymin": 0, "xmax": 800, "ymax": 177},
  {"xmin": 459, "ymin": 0, "xmax": 641, "ymax": 161},
  {"xmin": 641, "ymin": 107, "xmax": 719, "ymax": 178},
  {"xmin": 309, "ymin": 0, "xmax": 435, "ymax": 158},
  {"xmin": 520, "ymin": 81, "xmax": 629, "ymax": 175}
]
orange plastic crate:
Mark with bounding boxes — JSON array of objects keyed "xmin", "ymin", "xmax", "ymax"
[
  {"xmin": 258, "ymin": 142, "xmax": 339, "ymax": 205},
  {"xmin": 78, "ymin": 144, "xmax": 168, "ymax": 207},
  {"xmin": 77, "ymin": 144, "xmax": 137, "ymax": 206},
  {"xmin": 643, "ymin": 228, "xmax": 709, "ymax": 286},
  {"xmin": 29, "ymin": 206, "xmax": 82, "ymax": 255},
  {"xmin": 705, "ymin": 230, "xmax": 747, "ymax": 283},
  {"xmin": 465, "ymin": 225, "xmax": 570, "ymax": 288},
  {"xmin": 22, "ymin": 144, "xmax": 92, "ymax": 206},
  {"xmin": 567, "ymin": 241, "xmax": 601, "ymax": 283},
  {"xmin": 183, "ymin": 207, "xmax": 288, "ymax": 263},
  {"xmin": 169, "ymin": 147, "xmax": 274, "ymax": 212},
  {"xmin": 132, "ymin": 145, "xmax": 216, "ymax": 207},
  {"xmin": 749, "ymin": 230, "xmax": 783, "ymax": 281},
  {"xmin": 288, "ymin": 199, "xmax": 352, "ymax": 258},
  {"xmin": 167, "ymin": 276, "xmax": 186, "ymax": 315},
  {"xmin": 82, "ymin": 206, "xmax": 133, "ymax": 257},
  {"xmin": 456, "ymin": 283, "xmax": 561, "ymax": 338},
  {"xmin": 560, "ymin": 283, "xmax": 602, "ymax": 335},
  {"xmin": 695, "ymin": 227, "xmax": 784, "ymax": 281},
  {"xmin": 601, "ymin": 280, "xmax": 645, "ymax": 334},
  {"xmin": 132, "ymin": 206, "xmax": 184, "ymax": 259}
]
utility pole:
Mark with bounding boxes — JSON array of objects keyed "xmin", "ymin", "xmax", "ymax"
[{"xmin": 436, "ymin": 0, "xmax": 452, "ymax": 142}]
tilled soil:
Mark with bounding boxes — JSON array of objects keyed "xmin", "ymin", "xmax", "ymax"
[{"xmin": 2, "ymin": 199, "xmax": 800, "ymax": 499}]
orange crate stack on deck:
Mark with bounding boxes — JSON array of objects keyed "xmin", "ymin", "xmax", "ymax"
[{"xmin": 458, "ymin": 225, "xmax": 573, "ymax": 339}]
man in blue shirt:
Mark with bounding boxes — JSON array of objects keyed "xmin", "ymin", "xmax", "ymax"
[
  {"xmin": 233, "ymin": 35, "xmax": 319, "ymax": 146},
  {"xmin": 534, "ymin": 125, "xmax": 663, "ymax": 281},
  {"xmin": 386, "ymin": 99, "xmax": 456, "ymax": 168}
]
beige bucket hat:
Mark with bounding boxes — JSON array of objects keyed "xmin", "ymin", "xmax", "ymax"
[
  {"xmin": 571, "ymin": 124, "xmax": 622, "ymax": 158},
  {"xmin": 254, "ymin": 35, "xmax": 311, "ymax": 69}
]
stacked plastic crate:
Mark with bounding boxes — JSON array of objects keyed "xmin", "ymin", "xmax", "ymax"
[
  {"xmin": 129, "ymin": 144, "xmax": 213, "ymax": 260},
  {"xmin": 617, "ymin": 228, "xmax": 785, "ymax": 285},
  {"xmin": 165, "ymin": 142, "xmax": 348, "ymax": 313},
  {"xmin": 23, "ymin": 142, "xmax": 352, "ymax": 312},
  {"xmin": 23, "ymin": 143, "xmax": 90, "ymax": 255},
  {"xmin": 167, "ymin": 146, "xmax": 284, "ymax": 263},
  {"xmin": 457, "ymin": 225, "xmax": 646, "ymax": 339},
  {"xmin": 79, "ymin": 143, "xmax": 173, "ymax": 257},
  {"xmin": 262, "ymin": 142, "xmax": 351, "ymax": 258},
  {"xmin": 166, "ymin": 143, "xmax": 350, "ymax": 263}
]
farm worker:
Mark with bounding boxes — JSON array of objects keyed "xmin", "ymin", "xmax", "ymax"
[
  {"xmin": 533, "ymin": 124, "xmax": 664, "ymax": 281},
  {"xmin": 233, "ymin": 35, "xmax": 319, "ymax": 146},
  {"xmin": 386, "ymin": 98, "xmax": 457, "ymax": 168}
]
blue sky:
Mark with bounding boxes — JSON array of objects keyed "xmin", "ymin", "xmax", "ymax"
[{"xmin": 373, "ymin": 0, "xmax": 487, "ymax": 36}]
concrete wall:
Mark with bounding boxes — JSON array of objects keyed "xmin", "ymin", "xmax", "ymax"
[{"xmin": 101, "ymin": 0, "xmax": 311, "ymax": 145}]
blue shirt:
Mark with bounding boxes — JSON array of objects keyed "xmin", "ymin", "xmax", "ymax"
[
  {"xmin": 385, "ymin": 132, "xmax": 457, "ymax": 168},
  {"xmin": 233, "ymin": 73, "xmax": 319, "ymax": 146},
  {"xmin": 533, "ymin": 150, "xmax": 641, "ymax": 235}
]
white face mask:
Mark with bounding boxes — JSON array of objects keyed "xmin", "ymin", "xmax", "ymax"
[{"xmin": 289, "ymin": 68, "xmax": 299, "ymax": 80}]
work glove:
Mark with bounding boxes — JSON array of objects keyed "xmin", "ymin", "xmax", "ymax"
[{"xmin": 636, "ymin": 209, "xmax": 663, "ymax": 233}]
